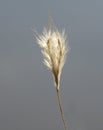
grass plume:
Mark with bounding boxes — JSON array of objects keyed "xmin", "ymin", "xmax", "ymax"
[{"xmin": 35, "ymin": 19, "xmax": 69, "ymax": 130}]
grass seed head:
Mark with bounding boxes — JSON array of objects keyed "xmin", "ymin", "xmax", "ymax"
[{"xmin": 35, "ymin": 24, "xmax": 68, "ymax": 90}]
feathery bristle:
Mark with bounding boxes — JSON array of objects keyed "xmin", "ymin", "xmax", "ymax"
[{"xmin": 36, "ymin": 27, "xmax": 68, "ymax": 90}]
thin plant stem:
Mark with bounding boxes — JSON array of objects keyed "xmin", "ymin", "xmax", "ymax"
[
  {"xmin": 56, "ymin": 87, "xmax": 68, "ymax": 130},
  {"xmin": 35, "ymin": 20, "xmax": 69, "ymax": 129}
]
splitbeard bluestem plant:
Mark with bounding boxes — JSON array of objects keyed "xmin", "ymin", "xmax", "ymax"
[{"xmin": 35, "ymin": 20, "xmax": 69, "ymax": 130}]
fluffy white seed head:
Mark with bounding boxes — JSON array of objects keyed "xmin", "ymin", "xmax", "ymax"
[{"xmin": 35, "ymin": 26, "xmax": 68, "ymax": 90}]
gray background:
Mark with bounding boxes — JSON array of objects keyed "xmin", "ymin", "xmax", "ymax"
[{"xmin": 0, "ymin": 0, "xmax": 103, "ymax": 130}]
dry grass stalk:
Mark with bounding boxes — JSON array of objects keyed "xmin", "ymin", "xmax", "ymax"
[{"xmin": 35, "ymin": 20, "xmax": 69, "ymax": 130}]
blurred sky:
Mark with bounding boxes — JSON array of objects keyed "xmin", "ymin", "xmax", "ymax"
[{"xmin": 0, "ymin": 0, "xmax": 103, "ymax": 130}]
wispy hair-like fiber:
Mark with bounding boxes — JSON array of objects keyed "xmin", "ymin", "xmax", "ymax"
[{"xmin": 36, "ymin": 27, "xmax": 68, "ymax": 90}]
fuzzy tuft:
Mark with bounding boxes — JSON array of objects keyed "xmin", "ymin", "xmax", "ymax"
[{"xmin": 35, "ymin": 26, "xmax": 68, "ymax": 90}]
